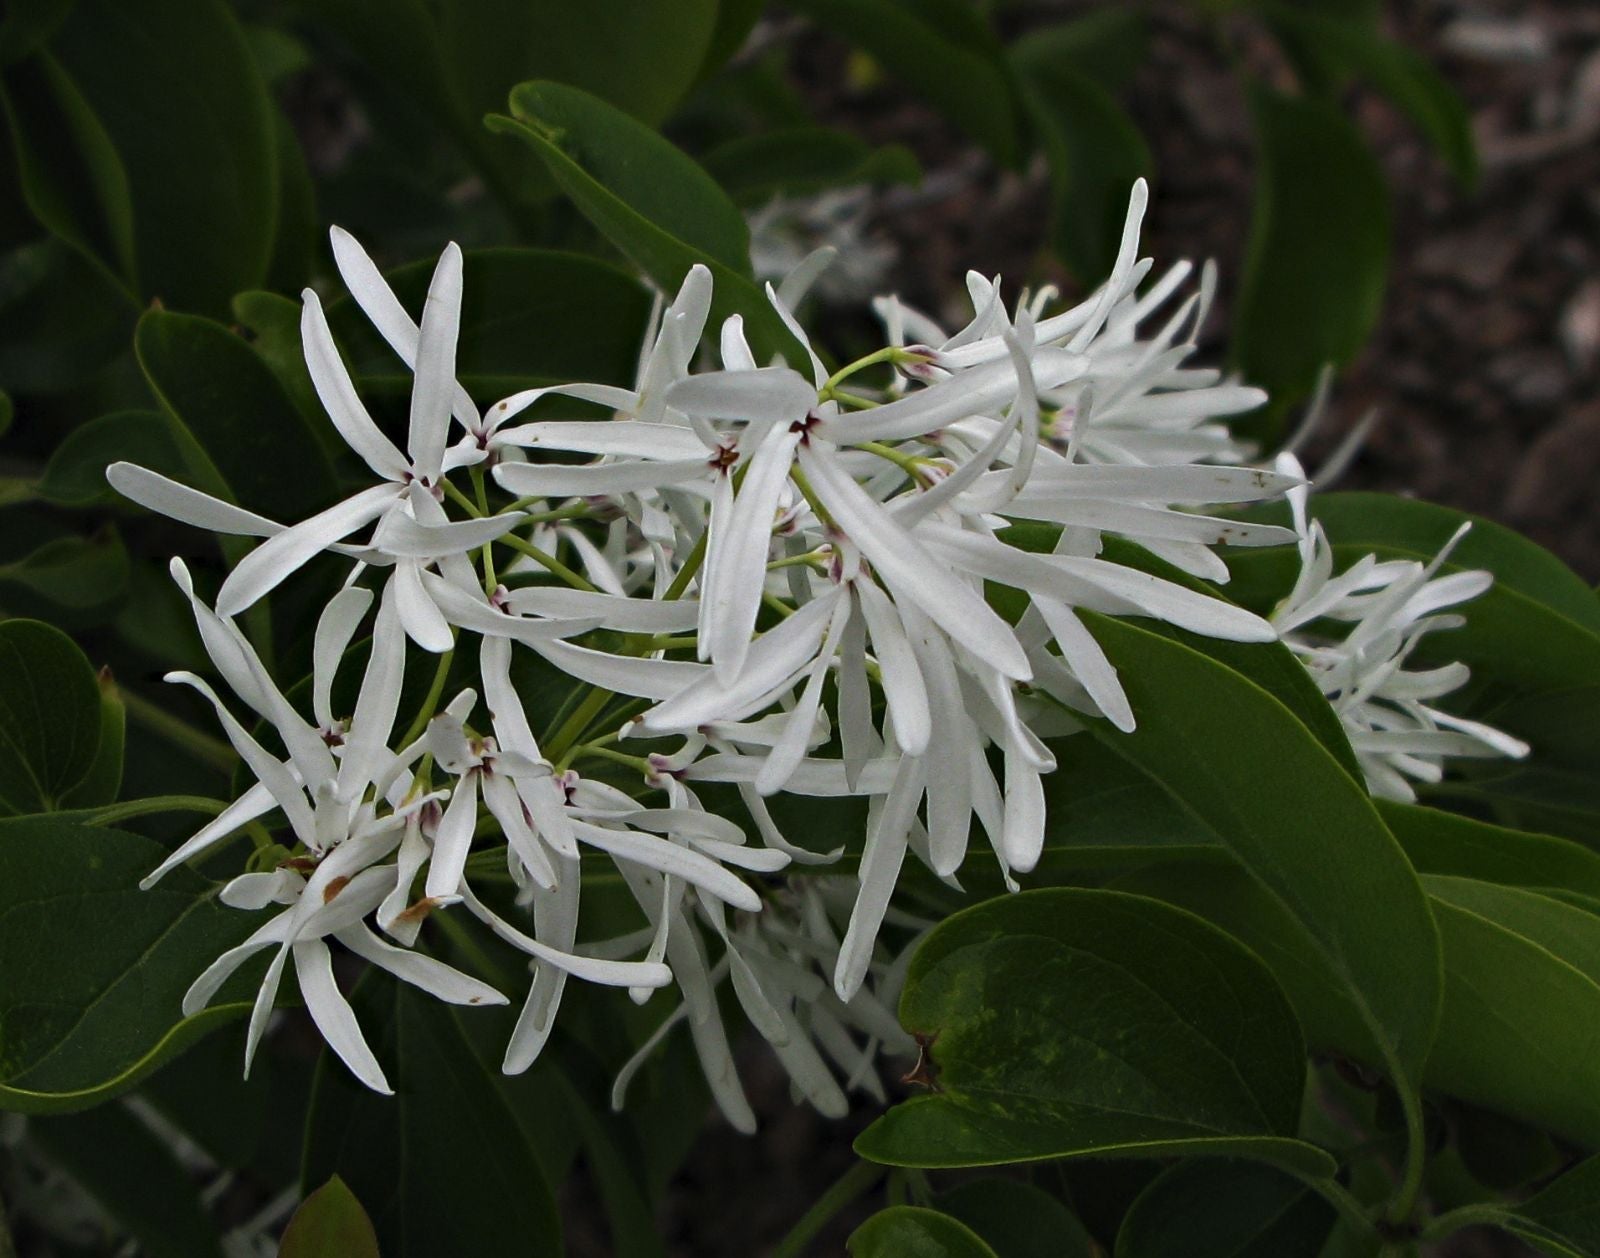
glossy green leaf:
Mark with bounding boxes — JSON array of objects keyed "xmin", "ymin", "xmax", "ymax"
[
  {"xmin": 1377, "ymin": 801, "xmax": 1600, "ymax": 899},
  {"xmin": 280, "ymin": 1176, "xmax": 382, "ymax": 1258},
  {"xmin": 30, "ymin": 1102, "xmax": 224, "ymax": 1258},
  {"xmin": 1424, "ymin": 880, "xmax": 1600, "ymax": 1149},
  {"xmin": 1505, "ymin": 1155, "xmax": 1600, "ymax": 1257},
  {"xmin": 45, "ymin": 0, "xmax": 278, "ymax": 314},
  {"xmin": 263, "ymin": 108, "xmax": 317, "ymax": 295},
  {"xmin": 1232, "ymin": 87, "xmax": 1390, "ymax": 409},
  {"xmin": 785, "ymin": 0, "xmax": 1021, "ymax": 165},
  {"xmin": 302, "ymin": 981, "xmax": 561, "ymax": 1258},
  {"xmin": 490, "ymin": 81, "xmax": 803, "ymax": 364},
  {"xmin": 1261, "ymin": 3, "xmax": 1476, "ymax": 186},
  {"xmin": 936, "ymin": 1178, "xmax": 1094, "ymax": 1258},
  {"xmin": 135, "ymin": 309, "xmax": 336, "ymax": 521},
  {"xmin": 698, "ymin": 0, "xmax": 765, "ymax": 84},
  {"xmin": 850, "ymin": 1206, "xmax": 999, "ymax": 1258},
  {"xmin": 1084, "ymin": 613, "xmax": 1441, "ymax": 1090},
  {"xmin": 0, "ymin": 618, "xmax": 100, "ymax": 812},
  {"xmin": 39, "ymin": 409, "xmax": 186, "ymax": 506},
  {"xmin": 855, "ymin": 888, "xmax": 1333, "ymax": 1178},
  {"xmin": 1013, "ymin": 58, "xmax": 1151, "ymax": 281},
  {"xmin": 327, "ymin": 247, "xmax": 653, "ymax": 396},
  {"xmin": 1115, "ymin": 1159, "xmax": 1336, "ymax": 1258},
  {"xmin": 701, "ymin": 127, "xmax": 920, "ymax": 206},
  {"xmin": 0, "ymin": 817, "xmax": 261, "ymax": 1112},
  {"xmin": 231, "ymin": 289, "xmax": 323, "ymax": 428}
]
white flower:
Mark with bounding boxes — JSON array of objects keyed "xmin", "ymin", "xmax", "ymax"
[
  {"xmin": 108, "ymin": 233, "xmax": 527, "ymax": 650},
  {"xmin": 1272, "ymin": 454, "xmax": 1530, "ymax": 801}
]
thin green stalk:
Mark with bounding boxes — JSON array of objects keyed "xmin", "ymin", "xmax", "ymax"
[
  {"xmin": 573, "ymin": 743, "xmax": 651, "ymax": 773},
  {"xmin": 823, "ymin": 344, "xmax": 900, "ymax": 393},
  {"xmin": 1418, "ymin": 1203, "xmax": 1510, "ymax": 1242},
  {"xmin": 1385, "ymin": 1075, "xmax": 1428, "ymax": 1228},
  {"xmin": 441, "ymin": 477, "xmax": 484, "ymax": 517},
  {"xmin": 769, "ymin": 1160, "xmax": 885, "ymax": 1258},
  {"xmin": 664, "ymin": 526, "xmax": 709, "ymax": 600},
  {"xmin": 399, "ymin": 646, "xmax": 455, "ymax": 749},
  {"xmin": 495, "ymin": 533, "xmax": 599, "ymax": 592},
  {"xmin": 121, "ymin": 688, "xmax": 235, "ymax": 774},
  {"xmin": 547, "ymin": 685, "xmax": 616, "ymax": 767},
  {"xmin": 83, "ymin": 795, "xmax": 229, "ymax": 827},
  {"xmin": 858, "ymin": 440, "xmax": 926, "ymax": 480},
  {"xmin": 470, "ymin": 466, "xmax": 498, "ymax": 592},
  {"xmin": 788, "ymin": 465, "xmax": 836, "ymax": 530}
]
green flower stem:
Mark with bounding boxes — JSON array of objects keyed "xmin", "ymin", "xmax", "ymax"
[
  {"xmin": 547, "ymin": 685, "xmax": 617, "ymax": 768},
  {"xmin": 495, "ymin": 533, "xmax": 599, "ymax": 592},
  {"xmin": 788, "ymin": 466, "xmax": 835, "ymax": 530},
  {"xmin": 573, "ymin": 743, "xmax": 651, "ymax": 773},
  {"xmin": 822, "ymin": 345, "xmax": 901, "ymax": 393},
  {"xmin": 1385, "ymin": 1076, "xmax": 1428, "ymax": 1229},
  {"xmin": 769, "ymin": 1159, "xmax": 886, "ymax": 1258},
  {"xmin": 120, "ymin": 687, "xmax": 235, "ymax": 774},
  {"xmin": 819, "ymin": 388, "xmax": 877, "ymax": 410},
  {"xmin": 858, "ymin": 440, "xmax": 927, "ymax": 480},
  {"xmin": 505, "ymin": 499, "xmax": 595, "ymax": 523},
  {"xmin": 82, "ymin": 795, "xmax": 230, "ymax": 827},
  {"xmin": 470, "ymin": 466, "xmax": 498, "ymax": 593},
  {"xmin": 767, "ymin": 548, "xmax": 829, "ymax": 573},
  {"xmin": 441, "ymin": 477, "xmax": 484, "ymax": 517},
  {"xmin": 1417, "ymin": 1203, "xmax": 1510, "ymax": 1242},
  {"xmin": 399, "ymin": 646, "xmax": 455, "ymax": 750}
]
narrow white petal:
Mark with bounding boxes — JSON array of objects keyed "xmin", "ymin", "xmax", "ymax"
[
  {"xmin": 664, "ymin": 367, "xmax": 816, "ymax": 424},
  {"xmin": 141, "ymin": 782, "xmax": 277, "ymax": 888},
  {"xmin": 756, "ymin": 595, "xmax": 852, "ymax": 794},
  {"xmin": 372, "ymin": 509, "xmax": 526, "ymax": 559},
  {"xmin": 295, "ymin": 939, "xmax": 393, "ymax": 1094},
  {"xmin": 493, "ymin": 419, "xmax": 707, "ymax": 459},
  {"xmin": 394, "ymin": 560, "xmax": 454, "ymax": 653},
  {"xmin": 408, "ymin": 242, "xmax": 463, "ymax": 481},
  {"xmin": 529, "ymin": 638, "xmax": 709, "ymax": 700},
  {"xmin": 460, "ymin": 886, "xmax": 674, "ymax": 989},
  {"xmin": 854, "ymin": 577, "xmax": 930, "ymax": 756},
  {"xmin": 336, "ymin": 923, "xmax": 506, "ymax": 1006},
  {"xmin": 835, "ymin": 757, "xmax": 919, "ymax": 1000},
  {"xmin": 301, "ymin": 289, "xmax": 410, "ymax": 481},
  {"xmin": 505, "ymin": 586, "xmax": 700, "ymax": 632},
  {"xmin": 424, "ymin": 772, "xmax": 478, "ymax": 899},
  {"xmin": 217, "ymin": 485, "xmax": 402, "ymax": 616},
  {"xmin": 313, "ymin": 586, "xmax": 374, "ymax": 729},
  {"xmin": 572, "ymin": 820, "xmax": 761, "ymax": 912},
  {"xmin": 107, "ymin": 464, "xmax": 280, "ymax": 537},
  {"xmin": 493, "ymin": 457, "xmax": 710, "ymax": 497},
  {"xmin": 801, "ymin": 443, "xmax": 1030, "ymax": 680}
]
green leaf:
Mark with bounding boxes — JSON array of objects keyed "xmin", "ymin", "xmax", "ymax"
[
  {"xmin": 0, "ymin": 236, "xmax": 137, "ymax": 394},
  {"xmin": 1083, "ymin": 613, "xmax": 1442, "ymax": 1091},
  {"xmin": 39, "ymin": 409, "xmax": 186, "ymax": 506},
  {"xmin": 936, "ymin": 1178, "xmax": 1095, "ymax": 1258},
  {"xmin": 784, "ymin": 0, "xmax": 1022, "ymax": 165},
  {"xmin": 59, "ymin": 666, "xmax": 123, "ymax": 808},
  {"xmin": 0, "ymin": 817, "xmax": 262, "ymax": 1112},
  {"xmin": 280, "ymin": 1176, "xmax": 382, "ymax": 1258},
  {"xmin": 231, "ymin": 289, "xmax": 323, "ymax": 428},
  {"xmin": 701, "ymin": 127, "xmax": 921, "ymax": 206},
  {"xmin": 855, "ymin": 888, "xmax": 1333, "ymax": 1179},
  {"xmin": 1231, "ymin": 86, "xmax": 1390, "ymax": 411},
  {"xmin": 0, "ymin": 526, "xmax": 129, "ymax": 613},
  {"xmin": 1008, "ymin": 10, "xmax": 1149, "ymax": 94},
  {"xmin": 1012, "ymin": 58, "xmax": 1151, "ymax": 281},
  {"xmin": 302, "ymin": 981, "xmax": 562, "ymax": 1258},
  {"xmin": 440, "ymin": 0, "xmax": 719, "ymax": 130},
  {"xmin": 135, "ymin": 309, "xmax": 337, "ymax": 521},
  {"xmin": 45, "ymin": 0, "xmax": 278, "ymax": 314},
  {"xmin": 1505, "ymin": 1155, "xmax": 1600, "ymax": 1257},
  {"xmin": 30, "ymin": 1103, "xmax": 224, "ymax": 1258},
  {"xmin": 1115, "ymin": 1159, "xmax": 1336, "ymax": 1258},
  {"xmin": 850, "ymin": 1206, "xmax": 1000, "ymax": 1258},
  {"xmin": 1260, "ymin": 4, "xmax": 1477, "ymax": 187},
  {"xmin": 1377, "ymin": 800, "xmax": 1600, "ymax": 899},
  {"xmin": 263, "ymin": 108, "xmax": 317, "ymax": 295},
  {"xmin": 489, "ymin": 81, "xmax": 803, "ymax": 364},
  {"xmin": 0, "ymin": 618, "xmax": 100, "ymax": 812},
  {"xmin": 0, "ymin": 51, "xmax": 137, "ymax": 288},
  {"xmin": 0, "ymin": 0, "xmax": 72, "ymax": 66},
  {"xmin": 327, "ymin": 247, "xmax": 654, "ymax": 396},
  {"xmin": 698, "ymin": 0, "xmax": 765, "ymax": 84},
  {"xmin": 1424, "ymin": 880, "xmax": 1600, "ymax": 1149}
]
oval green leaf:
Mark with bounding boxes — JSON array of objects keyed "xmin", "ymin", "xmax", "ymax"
[
  {"xmin": 1115, "ymin": 1159, "xmax": 1336, "ymax": 1258},
  {"xmin": 1083, "ymin": 613, "xmax": 1441, "ymax": 1091},
  {"xmin": 855, "ymin": 888, "xmax": 1333, "ymax": 1179},
  {"xmin": 936, "ymin": 1178, "xmax": 1095, "ymax": 1258},
  {"xmin": 280, "ymin": 1175, "xmax": 381, "ymax": 1258},
  {"xmin": 849, "ymin": 1206, "xmax": 1000, "ymax": 1258},
  {"xmin": 0, "ymin": 817, "xmax": 262, "ymax": 1112},
  {"xmin": 0, "ymin": 619, "xmax": 100, "ymax": 812}
]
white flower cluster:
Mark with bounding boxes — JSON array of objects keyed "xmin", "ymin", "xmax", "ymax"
[
  {"xmin": 105, "ymin": 180, "xmax": 1520, "ymax": 1124},
  {"xmin": 1271, "ymin": 454, "xmax": 1530, "ymax": 803}
]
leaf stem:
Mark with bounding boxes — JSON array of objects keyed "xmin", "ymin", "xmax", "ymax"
[
  {"xmin": 495, "ymin": 533, "xmax": 599, "ymax": 592},
  {"xmin": 769, "ymin": 1159, "xmax": 885, "ymax": 1258},
  {"xmin": 83, "ymin": 795, "xmax": 230, "ymax": 827},
  {"xmin": 120, "ymin": 687, "xmax": 235, "ymax": 774}
]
